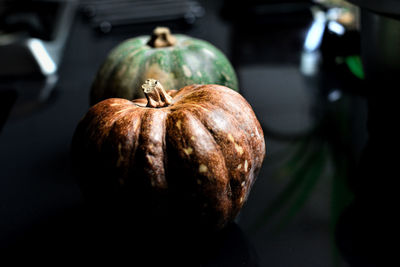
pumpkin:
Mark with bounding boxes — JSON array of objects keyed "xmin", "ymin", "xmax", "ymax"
[
  {"xmin": 90, "ymin": 27, "xmax": 239, "ymax": 105},
  {"xmin": 72, "ymin": 80, "xmax": 265, "ymax": 230}
]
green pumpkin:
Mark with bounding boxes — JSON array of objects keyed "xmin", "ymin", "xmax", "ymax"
[{"xmin": 90, "ymin": 27, "xmax": 238, "ymax": 105}]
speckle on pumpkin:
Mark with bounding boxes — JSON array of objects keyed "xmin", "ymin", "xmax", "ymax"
[
  {"xmin": 146, "ymin": 155, "xmax": 153, "ymax": 164},
  {"xmin": 227, "ymin": 133, "xmax": 235, "ymax": 142},
  {"xmin": 176, "ymin": 120, "xmax": 182, "ymax": 129},
  {"xmin": 183, "ymin": 147, "xmax": 193, "ymax": 155},
  {"xmin": 235, "ymin": 143, "xmax": 244, "ymax": 155},
  {"xmin": 199, "ymin": 164, "xmax": 208, "ymax": 173},
  {"xmin": 182, "ymin": 65, "xmax": 192, "ymax": 77}
]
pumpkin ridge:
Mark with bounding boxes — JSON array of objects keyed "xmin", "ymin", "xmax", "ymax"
[
  {"xmin": 186, "ymin": 40, "xmax": 236, "ymax": 89},
  {"xmin": 87, "ymin": 100, "xmax": 137, "ymax": 151},
  {"xmin": 106, "ymin": 46, "xmax": 147, "ymax": 101},
  {"xmin": 192, "ymin": 112, "xmax": 234, "ymax": 208},
  {"xmin": 169, "ymin": 84, "xmax": 202, "ymax": 104},
  {"xmin": 121, "ymin": 48, "xmax": 150, "ymax": 99},
  {"xmin": 125, "ymin": 108, "xmax": 145, "ymax": 184},
  {"xmin": 194, "ymin": 48, "xmax": 220, "ymax": 87},
  {"xmin": 196, "ymin": 85, "xmax": 265, "ymax": 158},
  {"xmin": 176, "ymin": 85, "xmax": 264, "ymax": 205},
  {"xmin": 141, "ymin": 49, "xmax": 176, "ymax": 93},
  {"xmin": 92, "ymin": 44, "xmax": 146, "ymax": 104},
  {"xmin": 99, "ymin": 104, "xmax": 141, "ymax": 148},
  {"xmin": 115, "ymin": 48, "xmax": 150, "ymax": 100},
  {"xmin": 137, "ymin": 108, "xmax": 169, "ymax": 190},
  {"xmin": 102, "ymin": 108, "xmax": 143, "ymax": 185},
  {"xmin": 165, "ymin": 109, "xmax": 231, "ymax": 227},
  {"xmin": 191, "ymin": 116, "xmax": 234, "ymax": 227},
  {"xmin": 184, "ymin": 103, "xmax": 253, "ymax": 217},
  {"xmin": 179, "ymin": 49, "xmax": 202, "ymax": 83},
  {"xmin": 171, "ymin": 49, "xmax": 186, "ymax": 86},
  {"xmin": 71, "ymin": 102, "xmax": 142, "ymax": 194}
]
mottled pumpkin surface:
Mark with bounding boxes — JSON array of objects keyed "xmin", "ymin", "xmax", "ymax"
[
  {"xmin": 90, "ymin": 35, "xmax": 238, "ymax": 105},
  {"xmin": 73, "ymin": 84, "xmax": 264, "ymax": 230}
]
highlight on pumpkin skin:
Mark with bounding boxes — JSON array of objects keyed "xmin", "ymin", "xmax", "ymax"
[{"xmin": 142, "ymin": 79, "xmax": 173, "ymax": 108}]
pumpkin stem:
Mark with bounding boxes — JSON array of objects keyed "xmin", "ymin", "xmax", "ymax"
[
  {"xmin": 142, "ymin": 79, "xmax": 172, "ymax": 108},
  {"xmin": 147, "ymin": 27, "xmax": 176, "ymax": 48}
]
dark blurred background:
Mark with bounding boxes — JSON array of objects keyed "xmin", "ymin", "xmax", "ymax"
[{"xmin": 1, "ymin": 0, "xmax": 398, "ymax": 266}]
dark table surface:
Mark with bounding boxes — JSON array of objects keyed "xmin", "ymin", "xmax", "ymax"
[{"xmin": 2, "ymin": 1, "xmax": 394, "ymax": 266}]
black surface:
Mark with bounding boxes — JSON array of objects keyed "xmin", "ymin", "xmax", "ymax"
[
  {"xmin": 2, "ymin": 1, "xmax": 393, "ymax": 266},
  {"xmin": 0, "ymin": 90, "xmax": 17, "ymax": 132}
]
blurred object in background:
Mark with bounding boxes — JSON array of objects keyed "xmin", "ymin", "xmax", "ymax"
[
  {"xmin": 335, "ymin": 0, "xmax": 400, "ymax": 266},
  {"xmin": 347, "ymin": 0, "xmax": 400, "ymax": 15},
  {"xmin": 0, "ymin": 0, "xmax": 77, "ymax": 122},
  {"xmin": 300, "ymin": 1, "xmax": 363, "ymax": 95},
  {"xmin": 221, "ymin": 0, "xmax": 313, "ymax": 65},
  {"xmin": 221, "ymin": 0, "xmax": 312, "ymax": 25},
  {"xmin": 223, "ymin": 2, "xmax": 369, "ymax": 266},
  {"xmin": 0, "ymin": 0, "xmax": 77, "ymax": 78},
  {"xmin": 79, "ymin": 0, "xmax": 205, "ymax": 34},
  {"xmin": 221, "ymin": 0, "xmax": 315, "ymax": 138}
]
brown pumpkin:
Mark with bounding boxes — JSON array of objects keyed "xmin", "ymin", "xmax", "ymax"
[{"xmin": 71, "ymin": 79, "xmax": 265, "ymax": 230}]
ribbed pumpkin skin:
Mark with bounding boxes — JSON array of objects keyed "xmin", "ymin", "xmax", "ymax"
[
  {"xmin": 73, "ymin": 84, "xmax": 264, "ymax": 230},
  {"xmin": 90, "ymin": 35, "xmax": 238, "ymax": 105}
]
